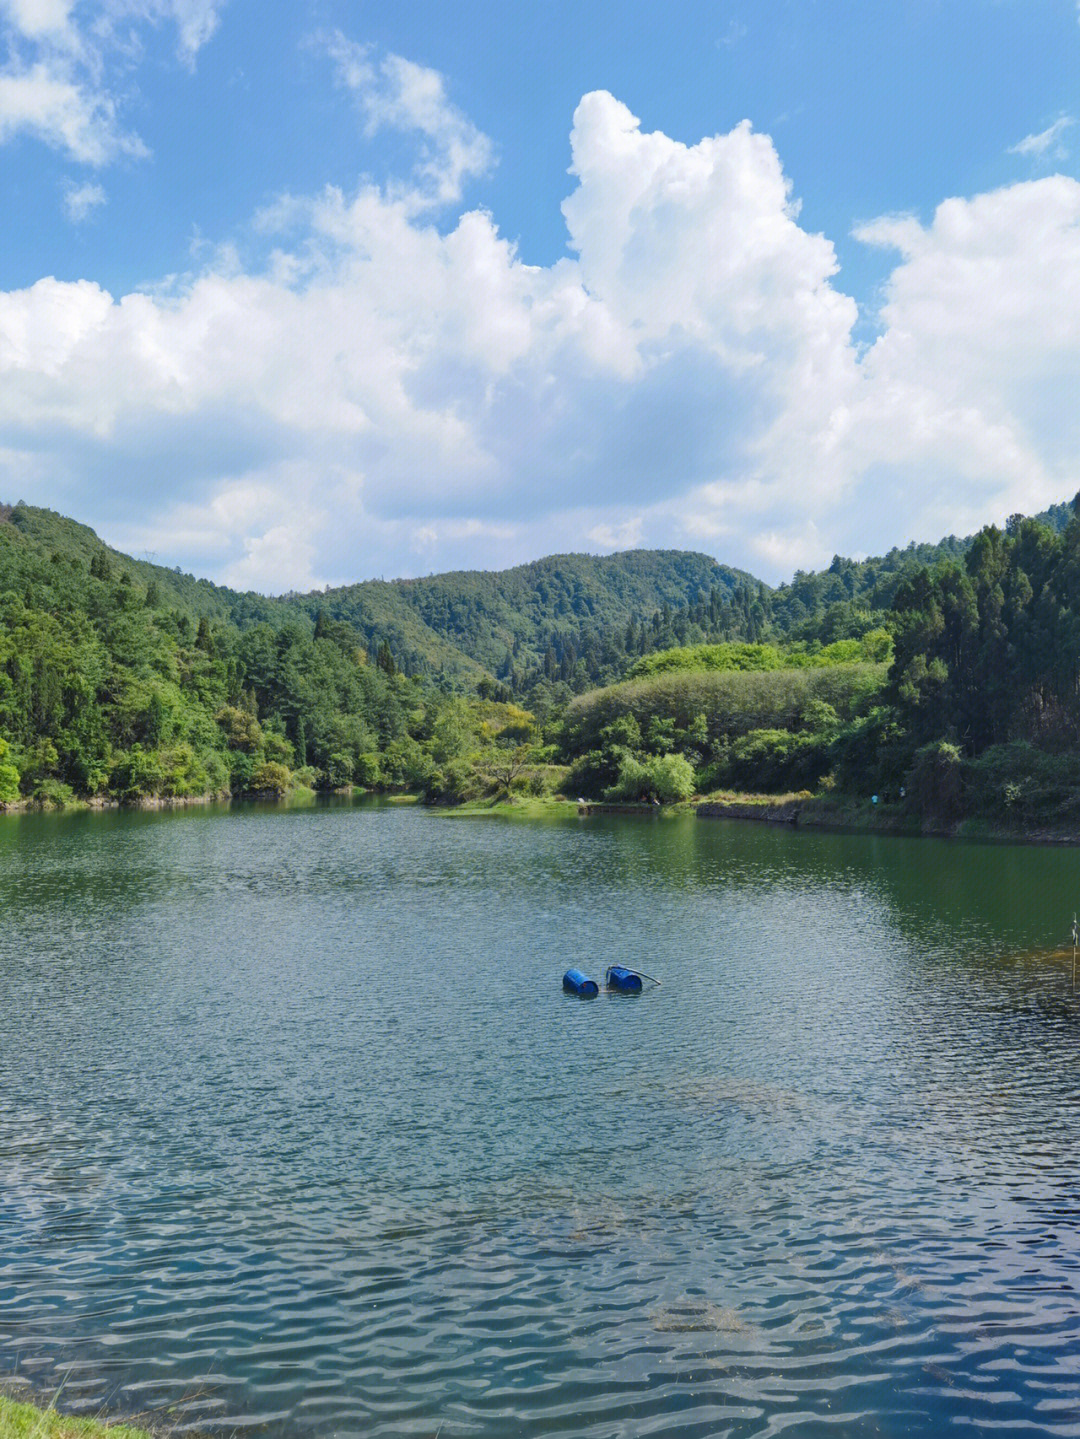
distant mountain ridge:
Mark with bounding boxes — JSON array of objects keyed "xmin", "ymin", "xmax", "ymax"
[
  {"xmin": 0, "ymin": 503, "xmax": 752, "ymax": 679},
  {"xmin": 303, "ymin": 549, "xmax": 753, "ymax": 678},
  {"xmin": 2, "ymin": 497, "xmax": 1074, "ymax": 683}
]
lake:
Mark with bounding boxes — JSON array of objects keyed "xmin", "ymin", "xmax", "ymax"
[{"xmin": 3, "ymin": 799, "xmax": 1080, "ymax": 1437}]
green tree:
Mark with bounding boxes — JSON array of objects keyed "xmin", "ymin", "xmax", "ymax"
[{"xmin": 0, "ymin": 736, "xmax": 19, "ymax": 803}]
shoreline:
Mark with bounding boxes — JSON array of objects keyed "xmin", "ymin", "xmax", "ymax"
[
  {"xmin": 5, "ymin": 784, "xmax": 1080, "ymax": 847},
  {"xmin": 435, "ymin": 790, "xmax": 1080, "ymax": 846},
  {"xmin": 0, "ymin": 1391, "xmax": 156, "ymax": 1439},
  {"xmin": 694, "ymin": 793, "xmax": 1080, "ymax": 846},
  {"xmin": 0, "ymin": 784, "xmax": 350, "ymax": 818}
]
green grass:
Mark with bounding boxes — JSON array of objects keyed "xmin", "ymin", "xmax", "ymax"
[
  {"xmin": 436, "ymin": 794, "xmax": 698, "ymax": 820},
  {"xmin": 431, "ymin": 795, "xmax": 572, "ymax": 818},
  {"xmin": 0, "ymin": 1396, "xmax": 154, "ymax": 1439}
]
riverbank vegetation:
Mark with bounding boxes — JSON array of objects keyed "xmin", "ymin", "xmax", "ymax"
[
  {"xmin": 6, "ymin": 496, "xmax": 1080, "ymax": 835},
  {"xmin": 0, "ymin": 1396, "xmax": 153, "ymax": 1439},
  {"xmin": 559, "ymin": 501, "xmax": 1080, "ymax": 834}
]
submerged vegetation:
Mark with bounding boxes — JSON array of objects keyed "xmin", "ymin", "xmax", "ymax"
[{"xmin": 5, "ymin": 495, "xmax": 1080, "ymax": 833}]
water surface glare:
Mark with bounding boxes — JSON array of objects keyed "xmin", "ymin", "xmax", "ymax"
[{"xmin": 3, "ymin": 801, "xmax": 1080, "ymax": 1437}]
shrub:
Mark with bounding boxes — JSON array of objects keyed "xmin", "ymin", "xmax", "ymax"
[
  {"xmin": 527, "ymin": 767, "xmax": 562, "ymax": 797},
  {"xmin": 566, "ymin": 746, "xmax": 627, "ymax": 799},
  {"xmin": 625, "ymin": 632, "xmax": 892, "ymax": 680},
  {"xmin": 157, "ymin": 743, "xmax": 213, "ymax": 797},
  {"xmin": 263, "ymin": 730, "xmax": 294, "ymax": 766},
  {"xmin": 325, "ymin": 751, "xmax": 355, "ymax": 787},
  {"xmin": 249, "ymin": 761, "xmax": 292, "ymax": 795},
  {"xmin": 421, "ymin": 758, "xmax": 488, "ymax": 805},
  {"xmin": 605, "ymin": 755, "xmax": 650, "ymax": 802},
  {"xmin": 627, "ymin": 643, "xmax": 787, "ymax": 679},
  {"xmin": 225, "ymin": 749, "xmax": 257, "ymax": 793},
  {"xmin": 605, "ymin": 752, "xmax": 695, "ymax": 803},
  {"xmin": 647, "ymin": 753, "xmax": 696, "ymax": 802},
  {"xmin": 110, "ymin": 745, "xmax": 166, "ymax": 800},
  {"xmin": 963, "ymin": 742, "xmax": 1080, "ymax": 820},
  {"xmin": 381, "ymin": 737, "xmax": 435, "ymax": 789},
  {"xmin": 908, "ymin": 740, "xmax": 963, "ymax": 821},
  {"xmin": 725, "ymin": 728, "xmax": 832, "ymax": 793},
  {"xmin": 33, "ymin": 777, "xmax": 74, "ymax": 808},
  {"xmin": 203, "ymin": 750, "xmax": 231, "ymax": 795}
]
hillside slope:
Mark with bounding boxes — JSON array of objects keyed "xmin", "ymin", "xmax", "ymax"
[
  {"xmin": 296, "ymin": 549, "xmax": 752, "ymax": 676},
  {"xmin": 1, "ymin": 504, "xmax": 751, "ymax": 680},
  {"xmin": 3, "ymin": 496, "xmax": 1074, "ymax": 685}
]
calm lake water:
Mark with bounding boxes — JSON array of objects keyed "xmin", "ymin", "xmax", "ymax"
[{"xmin": 3, "ymin": 800, "xmax": 1080, "ymax": 1438}]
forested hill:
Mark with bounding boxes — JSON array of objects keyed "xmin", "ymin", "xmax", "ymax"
[
  {"xmin": 4, "ymin": 492, "xmax": 1080, "ymax": 816},
  {"xmin": 3, "ymin": 498, "xmax": 1072, "ymax": 690},
  {"xmin": 5, "ymin": 498, "xmax": 1073, "ymax": 666},
  {"xmin": 0, "ymin": 504, "xmax": 485, "ymax": 682},
  {"xmin": 298, "ymin": 550, "xmax": 752, "ymax": 684},
  {"xmin": 0, "ymin": 503, "xmax": 752, "ymax": 682}
]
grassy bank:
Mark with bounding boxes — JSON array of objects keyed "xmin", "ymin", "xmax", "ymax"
[
  {"xmin": 695, "ymin": 789, "xmax": 1080, "ymax": 844},
  {"xmin": 0, "ymin": 1396, "xmax": 153, "ymax": 1439},
  {"xmin": 430, "ymin": 794, "xmax": 578, "ymax": 819},
  {"xmin": 0, "ymin": 784, "xmax": 345, "ymax": 819}
]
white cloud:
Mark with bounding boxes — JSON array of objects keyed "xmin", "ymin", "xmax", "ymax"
[
  {"xmin": 848, "ymin": 176, "xmax": 1080, "ymax": 539},
  {"xmin": 156, "ymin": 0, "xmax": 223, "ymax": 64},
  {"xmin": 62, "ymin": 177, "xmax": 106, "ymax": 221},
  {"xmin": 1009, "ymin": 115, "xmax": 1074, "ymax": 161},
  {"xmin": 587, "ymin": 517, "xmax": 645, "ymax": 551},
  {"xmin": 0, "ymin": 0, "xmax": 224, "ymax": 162},
  {"xmin": 0, "ymin": 62, "xmax": 143, "ymax": 161},
  {"xmin": 1, "ymin": 0, "xmax": 74, "ymax": 40},
  {"xmin": 223, "ymin": 525, "xmax": 319, "ymax": 593},
  {"xmin": 717, "ymin": 19, "xmax": 747, "ymax": 48},
  {"xmin": 324, "ymin": 33, "xmax": 494, "ymax": 206},
  {"xmin": 2, "ymin": 83, "xmax": 1080, "ymax": 587}
]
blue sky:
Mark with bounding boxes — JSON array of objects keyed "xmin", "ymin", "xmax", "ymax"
[{"xmin": 1, "ymin": 0, "xmax": 1078, "ymax": 590}]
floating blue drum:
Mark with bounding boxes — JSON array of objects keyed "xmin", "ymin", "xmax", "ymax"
[
  {"xmin": 605, "ymin": 965, "xmax": 643, "ymax": 993},
  {"xmin": 563, "ymin": 968, "xmax": 599, "ymax": 997}
]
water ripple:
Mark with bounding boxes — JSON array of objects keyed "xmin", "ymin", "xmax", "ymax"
[{"xmin": 4, "ymin": 804, "xmax": 1080, "ymax": 1435}]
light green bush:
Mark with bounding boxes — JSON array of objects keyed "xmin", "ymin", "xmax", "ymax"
[
  {"xmin": 606, "ymin": 752, "xmax": 695, "ymax": 803},
  {"xmin": 567, "ymin": 663, "xmax": 887, "ymax": 754}
]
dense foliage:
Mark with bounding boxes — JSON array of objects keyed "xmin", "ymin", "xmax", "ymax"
[
  {"xmin": 561, "ymin": 663, "xmax": 887, "ymax": 801},
  {"xmin": 626, "ymin": 632, "xmax": 891, "ymax": 679},
  {"xmin": 0, "ymin": 523, "xmax": 416, "ymax": 804},
  {"xmin": 6, "ymin": 494, "xmax": 1080, "ymax": 829},
  {"xmin": 0, "ymin": 505, "xmax": 756, "ymax": 805},
  {"xmin": 880, "ymin": 503, "xmax": 1080, "ymax": 824},
  {"xmin": 558, "ymin": 499, "xmax": 1080, "ymax": 826}
]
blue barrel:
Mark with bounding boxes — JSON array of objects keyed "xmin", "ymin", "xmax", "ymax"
[
  {"xmin": 606, "ymin": 965, "xmax": 643, "ymax": 993},
  {"xmin": 563, "ymin": 968, "xmax": 599, "ymax": 997}
]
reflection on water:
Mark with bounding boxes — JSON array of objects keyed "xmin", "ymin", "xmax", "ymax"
[{"xmin": 3, "ymin": 801, "xmax": 1080, "ymax": 1436}]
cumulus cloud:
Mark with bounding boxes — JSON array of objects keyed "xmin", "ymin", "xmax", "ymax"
[
  {"xmin": 2, "ymin": 79, "xmax": 1079, "ymax": 587},
  {"xmin": 0, "ymin": 0, "xmax": 224, "ymax": 161},
  {"xmin": 850, "ymin": 176, "xmax": 1080, "ymax": 540},
  {"xmin": 2, "ymin": 0, "xmax": 74, "ymax": 40}
]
